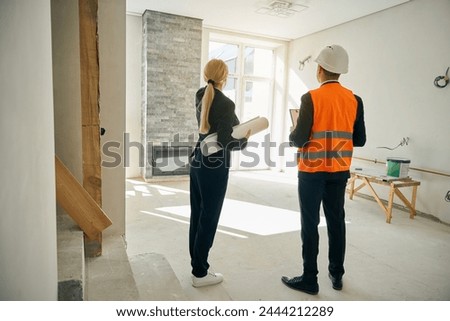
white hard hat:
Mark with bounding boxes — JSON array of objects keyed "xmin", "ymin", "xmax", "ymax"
[{"xmin": 314, "ymin": 45, "xmax": 349, "ymax": 74}]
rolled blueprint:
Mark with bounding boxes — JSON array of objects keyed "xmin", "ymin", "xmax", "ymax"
[{"xmin": 200, "ymin": 116, "xmax": 269, "ymax": 156}]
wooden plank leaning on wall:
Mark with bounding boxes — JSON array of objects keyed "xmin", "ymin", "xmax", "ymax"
[{"xmin": 55, "ymin": 156, "xmax": 112, "ymax": 240}]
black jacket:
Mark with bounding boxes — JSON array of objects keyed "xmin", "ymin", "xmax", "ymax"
[{"xmin": 195, "ymin": 87, "xmax": 247, "ymax": 151}]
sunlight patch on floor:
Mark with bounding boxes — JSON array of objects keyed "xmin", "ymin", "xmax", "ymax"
[
  {"xmin": 140, "ymin": 210, "xmax": 248, "ymax": 238},
  {"xmin": 130, "ymin": 180, "xmax": 346, "ymax": 236},
  {"xmin": 155, "ymin": 199, "xmax": 308, "ymax": 236}
]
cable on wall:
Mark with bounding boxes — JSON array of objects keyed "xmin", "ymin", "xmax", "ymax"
[
  {"xmin": 377, "ymin": 137, "xmax": 409, "ymax": 150},
  {"xmin": 298, "ymin": 55, "xmax": 311, "ymax": 70},
  {"xmin": 445, "ymin": 191, "xmax": 450, "ymax": 202},
  {"xmin": 434, "ymin": 67, "xmax": 449, "ymax": 88}
]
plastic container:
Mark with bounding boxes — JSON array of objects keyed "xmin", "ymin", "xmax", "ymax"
[{"xmin": 386, "ymin": 157, "xmax": 410, "ymax": 178}]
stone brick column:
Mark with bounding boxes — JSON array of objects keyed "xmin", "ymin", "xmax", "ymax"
[{"xmin": 141, "ymin": 10, "xmax": 202, "ymax": 179}]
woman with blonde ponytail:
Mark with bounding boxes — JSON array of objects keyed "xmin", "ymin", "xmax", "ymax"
[{"xmin": 189, "ymin": 59, "xmax": 249, "ymax": 288}]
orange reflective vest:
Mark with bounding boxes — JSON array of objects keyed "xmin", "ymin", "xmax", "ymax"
[{"xmin": 298, "ymin": 83, "xmax": 357, "ymax": 173}]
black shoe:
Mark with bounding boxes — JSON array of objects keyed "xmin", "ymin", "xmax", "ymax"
[
  {"xmin": 328, "ymin": 273, "xmax": 343, "ymax": 290},
  {"xmin": 281, "ymin": 275, "xmax": 319, "ymax": 295}
]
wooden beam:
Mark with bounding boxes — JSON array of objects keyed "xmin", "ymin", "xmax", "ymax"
[
  {"xmin": 55, "ymin": 156, "xmax": 112, "ymax": 240},
  {"xmin": 79, "ymin": 0, "xmax": 100, "ymax": 128},
  {"xmin": 79, "ymin": 0, "xmax": 101, "ymax": 204},
  {"xmin": 79, "ymin": 0, "xmax": 102, "ymax": 256}
]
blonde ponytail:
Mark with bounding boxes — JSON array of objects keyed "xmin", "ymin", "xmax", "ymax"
[
  {"xmin": 199, "ymin": 82, "xmax": 215, "ymax": 134},
  {"xmin": 198, "ymin": 59, "xmax": 228, "ymax": 135}
]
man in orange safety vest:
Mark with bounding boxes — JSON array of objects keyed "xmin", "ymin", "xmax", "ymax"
[{"xmin": 282, "ymin": 44, "xmax": 366, "ymax": 295}]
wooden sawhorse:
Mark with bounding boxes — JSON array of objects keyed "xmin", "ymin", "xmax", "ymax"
[{"xmin": 347, "ymin": 171, "xmax": 420, "ymax": 223}]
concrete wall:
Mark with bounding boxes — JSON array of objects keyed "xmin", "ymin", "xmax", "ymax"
[
  {"xmin": 99, "ymin": 0, "xmax": 126, "ymax": 236},
  {"xmin": 51, "ymin": 0, "xmax": 82, "ymax": 181},
  {"xmin": 287, "ymin": 0, "xmax": 450, "ymax": 223},
  {"xmin": 0, "ymin": 0, "xmax": 58, "ymax": 300},
  {"xmin": 126, "ymin": 14, "xmax": 143, "ymax": 179}
]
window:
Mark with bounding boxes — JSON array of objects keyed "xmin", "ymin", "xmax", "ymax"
[
  {"xmin": 209, "ymin": 41, "xmax": 238, "ymax": 73},
  {"xmin": 209, "ymin": 39, "xmax": 275, "ymax": 170},
  {"xmin": 244, "ymin": 47, "xmax": 273, "ymax": 78}
]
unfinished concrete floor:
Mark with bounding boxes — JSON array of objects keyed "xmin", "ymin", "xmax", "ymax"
[{"xmin": 117, "ymin": 169, "xmax": 450, "ymax": 301}]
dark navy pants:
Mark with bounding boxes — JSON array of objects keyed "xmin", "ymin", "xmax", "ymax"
[
  {"xmin": 298, "ymin": 176, "xmax": 347, "ymax": 280},
  {"xmin": 189, "ymin": 148, "xmax": 230, "ymax": 277}
]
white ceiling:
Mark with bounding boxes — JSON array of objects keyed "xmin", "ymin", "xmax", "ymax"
[{"xmin": 126, "ymin": 0, "xmax": 410, "ymax": 40}]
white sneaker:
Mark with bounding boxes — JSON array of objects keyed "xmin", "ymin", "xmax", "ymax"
[{"xmin": 191, "ymin": 272, "xmax": 224, "ymax": 288}]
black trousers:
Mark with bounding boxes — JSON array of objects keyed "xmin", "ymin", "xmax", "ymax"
[
  {"xmin": 189, "ymin": 149, "xmax": 229, "ymax": 277},
  {"xmin": 298, "ymin": 176, "xmax": 347, "ymax": 280}
]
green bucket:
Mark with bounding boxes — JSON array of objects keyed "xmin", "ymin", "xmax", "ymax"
[{"xmin": 386, "ymin": 158, "xmax": 410, "ymax": 178}]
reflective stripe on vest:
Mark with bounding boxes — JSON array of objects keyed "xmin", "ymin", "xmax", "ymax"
[
  {"xmin": 298, "ymin": 83, "xmax": 357, "ymax": 173},
  {"xmin": 311, "ymin": 131, "xmax": 353, "ymax": 140}
]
